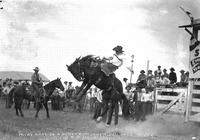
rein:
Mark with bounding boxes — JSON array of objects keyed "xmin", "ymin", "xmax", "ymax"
[{"xmin": 77, "ymin": 61, "xmax": 85, "ymax": 81}]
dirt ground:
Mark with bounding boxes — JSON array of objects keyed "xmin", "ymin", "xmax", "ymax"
[{"xmin": 0, "ymin": 100, "xmax": 200, "ymax": 140}]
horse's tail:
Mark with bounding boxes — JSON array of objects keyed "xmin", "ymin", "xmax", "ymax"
[{"xmin": 121, "ymin": 93, "xmax": 130, "ymax": 118}]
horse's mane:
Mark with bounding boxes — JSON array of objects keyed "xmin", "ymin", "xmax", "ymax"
[
  {"xmin": 80, "ymin": 55, "xmax": 94, "ymax": 63},
  {"xmin": 44, "ymin": 79, "xmax": 57, "ymax": 88}
]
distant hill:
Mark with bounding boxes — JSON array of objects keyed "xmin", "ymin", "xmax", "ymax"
[{"xmin": 0, "ymin": 71, "xmax": 50, "ymax": 82}]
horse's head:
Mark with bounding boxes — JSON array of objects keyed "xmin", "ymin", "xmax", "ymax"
[
  {"xmin": 66, "ymin": 57, "xmax": 84, "ymax": 81},
  {"xmin": 52, "ymin": 78, "xmax": 65, "ymax": 91}
]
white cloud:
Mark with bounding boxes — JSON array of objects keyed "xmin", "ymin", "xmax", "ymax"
[{"xmin": 0, "ymin": 0, "xmax": 197, "ymax": 85}]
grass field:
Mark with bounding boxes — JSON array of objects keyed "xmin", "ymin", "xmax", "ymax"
[{"xmin": 0, "ymin": 99, "xmax": 200, "ymax": 140}]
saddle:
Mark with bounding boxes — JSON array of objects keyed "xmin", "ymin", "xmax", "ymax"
[
  {"xmin": 89, "ymin": 56, "xmax": 118, "ymax": 77},
  {"xmin": 101, "ymin": 63, "xmax": 118, "ymax": 77},
  {"xmin": 30, "ymin": 84, "xmax": 46, "ymax": 102}
]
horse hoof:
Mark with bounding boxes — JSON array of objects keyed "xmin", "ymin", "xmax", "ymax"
[
  {"xmin": 96, "ymin": 116, "xmax": 102, "ymax": 122},
  {"xmin": 106, "ymin": 124, "xmax": 111, "ymax": 127}
]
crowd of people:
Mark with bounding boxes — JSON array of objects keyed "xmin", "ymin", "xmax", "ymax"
[
  {"xmin": 0, "ymin": 65, "xmax": 190, "ymax": 123},
  {"xmin": 134, "ymin": 65, "xmax": 189, "ymax": 89}
]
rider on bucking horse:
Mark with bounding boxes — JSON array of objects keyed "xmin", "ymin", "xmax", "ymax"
[
  {"xmin": 31, "ymin": 67, "xmax": 46, "ymax": 102},
  {"xmin": 91, "ymin": 45, "xmax": 125, "ymax": 87}
]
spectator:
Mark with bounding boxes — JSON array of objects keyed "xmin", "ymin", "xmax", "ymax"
[
  {"xmin": 123, "ymin": 78, "xmax": 128, "ymax": 87},
  {"xmin": 156, "ymin": 65, "xmax": 162, "ymax": 75},
  {"xmin": 89, "ymin": 88, "xmax": 96, "ymax": 112},
  {"xmin": 93, "ymin": 89, "xmax": 103, "ymax": 120},
  {"xmin": 124, "ymin": 84, "xmax": 133, "ymax": 101},
  {"xmin": 58, "ymin": 89, "xmax": 65, "ymax": 110},
  {"xmin": 51, "ymin": 89, "xmax": 60, "ymax": 110},
  {"xmin": 162, "ymin": 69, "xmax": 169, "ymax": 78},
  {"xmin": 179, "ymin": 70, "xmax": 188, "ymax": 87},
  {"xmin": 134, "ymin": 88, "xmax": 144, "ymax": 121},
  {"xmin": 3, "ymin": 81, "xmax": 13, "ymax": 108},
  {"xmin": 154, "ymin": 70, "xmax": 161, "ymax": 86},
  {"xmin": 180, "ymin": 70, "xmax": 186, "ymax": 82},
  {"xmin": 147, "ymin": 70, "xmax": 155, "ymax": 88},
  {"xmin": 185, "ymin": 71, "xmax": 189, "ymax": 83},
  {"xmin": 137, "ymin": 70, "xmax": 147, "ymax": 88},
  {"xmin": 68, "ymin": 82, "xmax": 74, "ymax": 90},
  {"xmin": 160, "ymin": 75, "xmax": 170, "ymax": 85},
  {"xmin": 64, "ymin": 81, "xmax": 68, "ymax": 92},
  {"xmin": 169, "ymin": 67, "xmax": 177, "ymax": 84}
]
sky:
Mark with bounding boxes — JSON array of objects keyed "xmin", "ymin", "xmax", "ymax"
[{"xmin": 0, "ymin": 0, "xmax": 200, "ymax": 86}]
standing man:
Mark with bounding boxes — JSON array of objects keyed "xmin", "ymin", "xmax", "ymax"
[
  {"xmin": 180, "ymin": 70, "xmax": 187, "ymax": 87},
  {"xmin": 162, "ymin": 69, "xmax": 169, "ymax": 78},
  {"xmin": 169, "ymin": 67, "xmax": 177, "ymax": 84},
  {"xmin": 31, "ymin": 67, "xmax": 44, "ymax": 102},
  {"xmin": 3, "ymin": 81, "xmax": 13, "ymax": 108},
  {"xmin": 156, "ymin": 66, "xmax": 162, "ymax": 75},
  {"xmin": 137, "ymin": 70, "xmax": 147, "ymax": 88}
]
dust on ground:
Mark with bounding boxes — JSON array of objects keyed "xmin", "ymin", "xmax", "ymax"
[{"xmin": 0, "ymin": 100, "xmax": 200, "ymax": 140}]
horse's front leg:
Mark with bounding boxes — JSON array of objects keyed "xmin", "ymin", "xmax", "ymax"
[
  {"xmin": 76, "ymin": 80, "xmax": 87, "ymax": 95},
  {"xmin": 19, "ymin": 107, "xmax": 24, "ymax": 117},
  {"xmin": 43, "ymin": 99, "xmax": 50, "ymax": 119},
  {"xmin": 77, "ymin": 83, "xmax": 92, "ymax": 101},
  {"xmin": 35, "ymin": 101, "xmax": 41, "ymax": 119},
  {"xmin": 15, "ymin": 105, "xmax": 19, "ymax": 116}
]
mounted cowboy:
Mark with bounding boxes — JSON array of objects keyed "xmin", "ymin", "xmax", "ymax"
[
  {"xmin": 101, "ymin": 45, "xmax": 125, "ymax": 76},
  {"xmin": 31, "ymin": 67, "xmax": 45, "ymax": 102}
]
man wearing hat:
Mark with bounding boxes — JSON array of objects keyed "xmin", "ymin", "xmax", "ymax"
[
  {"xmin": 156, "ymin": 66, "xmax": 162, "ymax": 75},
  {"xmin": 101, "ymin": 45, "xmax": 125, "ymax": 77},
  {"xmin": 3, "ymin": 81, "xmax": 14, "ymax": 108},
  {"xmin": 179, "ymin": 70, "xmax": 187, "ymax": 87},
  {"xmin": 162, "ymin": 69, "xmax": 169, "ymax": 78},
  {"xmin": 147, "ymin": 70, "xmax": 155, "ymax": 88},
  {"xmin": 137, "ymin": 70, "xmax": 147, "ymax": 88},
  {"xmin": 31, "ymin": 67, "xmax": 44, "ymax": 102},
  {"xmin": 123, "ymin": 77, "xmax": 128, "ymax": 87},
  {"xmin": 169, "ymin": 67, "xmax": 177, "ymax": 84}
]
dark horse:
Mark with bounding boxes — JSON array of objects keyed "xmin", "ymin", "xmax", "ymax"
[
  {"xmin": 67, "ymin": 55, "xmax": 129, "ymax": 125},
  {"xmin": 8, "ymin": 78, "xmax": 64, "ymax": 118}
]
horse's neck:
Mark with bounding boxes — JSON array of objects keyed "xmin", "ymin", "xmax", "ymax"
[{"xmin": 44, "ymin": 82, "xmax": 56, "ymax": 96}]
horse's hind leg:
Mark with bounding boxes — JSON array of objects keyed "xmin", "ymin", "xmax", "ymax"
[
  {"xmin": 43, "ymin": 101, "xmax": 50, "ymax": 118},
  {"xmin": 15, "ymin": 106, "xmax": 19, "ymax": 116},
  {"xmin": 107, "ymin": 101, "xmax": 115, "ymax": 125},
  {"xmin": 114, "ymin": 102, "xmax": 119, "ymax": 125},
  {"xmin": 19, "ymin": 107, "xmax": 24, "ymax": 117},
  {"xmin": 19, "ymin": 101, "xmax": 24, "ymax": 117}
]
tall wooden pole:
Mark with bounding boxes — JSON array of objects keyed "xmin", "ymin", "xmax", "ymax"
[
  {"xmin": 146, "ymin": 60, "xmax": 149, "ymax": 75},
  {"xmin": 129, "ymin": 55, "xmax": 134, "ymax": 84}
]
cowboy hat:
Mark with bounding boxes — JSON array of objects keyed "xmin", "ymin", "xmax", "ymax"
[
  {"xmin": 140, "ymin": 70, "xmax": 145, "ymax": 73},
  {"xmin": 170, "ymin": 67, "xmax": 175, "ymax": 71},
  {"xmin": 180, "ymin": 70, "xmax": 185, "ymax": 73},
  {"xmin": 113, "ymin": 45, "xmax": 124, "ymax": 53},
  {"xmin": 123, "ymin": 78, "xmax": 128, "ymax": 81},
  {"xmin": 33, "ymin": 67, "xmax": 39, "ymax": 71},
  {"xmin": 125, "ymin": 84, "xmax": 132, "ymax": 90}
]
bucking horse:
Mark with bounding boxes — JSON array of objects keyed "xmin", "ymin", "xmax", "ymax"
[
  {"xmin": 67, "ymin": 55, "xmax": 129, "ymax": 125},
  {"xmin": 8, "ymin": 78, "xmax": 64, "ymax": 118}
]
